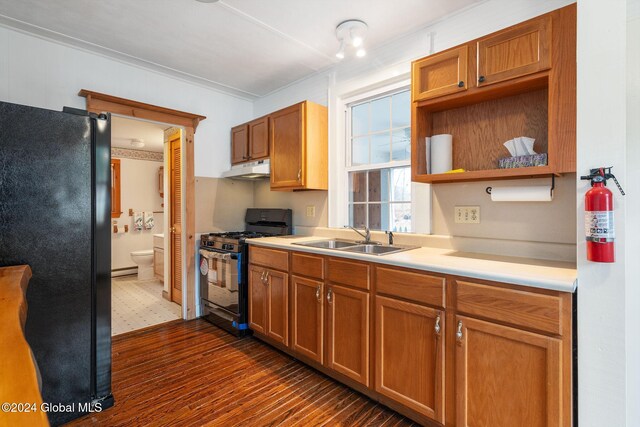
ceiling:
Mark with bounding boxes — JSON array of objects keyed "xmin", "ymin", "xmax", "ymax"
[
  {"xmin": 0, "ymin": 0, "xmax": 480, "ymax": 99},
  {"xmin": 111, "ymin": 116, "xmax": 168, "ymax": 153}
]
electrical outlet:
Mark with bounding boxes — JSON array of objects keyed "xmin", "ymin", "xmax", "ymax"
[
  {"xmin": 454, "ymin": 206, "xmax": 480, "ymax": 224},
  {"xmin": 306, "ymin": 205, "xmax": 316, "ymax": 218}
]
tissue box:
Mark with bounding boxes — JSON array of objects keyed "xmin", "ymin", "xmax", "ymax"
[{"xmin": 498, "ymin": 153, "xmax": 548, "ymax": 169}]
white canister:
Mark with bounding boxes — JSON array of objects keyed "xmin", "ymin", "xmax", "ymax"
[{"xmin": 430, "ymin": 134, "xmax": 453, "ymax": 174}]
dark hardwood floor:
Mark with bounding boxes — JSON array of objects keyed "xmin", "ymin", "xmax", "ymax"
[{"xmin": 67, "ymin": 319, "xmax": 416, "ymax": 426}]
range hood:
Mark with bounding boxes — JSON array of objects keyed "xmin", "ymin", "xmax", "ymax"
[{"xmin": 221, "ymin": 159, "xmax": 270, "ymax": 180}]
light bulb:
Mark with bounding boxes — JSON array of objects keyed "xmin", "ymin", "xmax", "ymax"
[
  {"xmin": 352, "ymin": 36, "xmax": 363, "ymax": 47},
  {"xmin": 356, "ymin": 48, "xmax": 366, "ymax": 58}
]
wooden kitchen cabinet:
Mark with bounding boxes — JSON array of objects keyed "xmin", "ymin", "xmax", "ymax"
[
  {"xmin": 291, "ymin": 275, "xmax": 324, "ymax": 363},
  {"xmin": 231, "ymin": 124, "xmax": 249, "ymax": 165},
  {"xmin": 455, "ymin": 315, "xmax": 562, "ymax": 427},
  {"xmin": 411, "ymin": 46, "xmax": 469, "ymax": 102},
  {"xmin": 375, "ymin": 296, "xmax": 445, "ymax": 422},
  {"xmin": 269, "ymin": 101, "xmax": 328, "ymax": 191},
  {"xmin": 411, "ymin": 4, "xmax": 576, "ymax": 184},
  {"xmin": 231, "ymin": 116, "xmax": 270, "ymax": 165},
  {"xmin": 476, "ymin": 16, "xmax": 551, "ymax": 87},
  {"xmin": 325, "ymin": 283, "xmax": 370, "ymax": 386},
  {"xmin": 249, "ymin": 264, "xmax": 289, "ymax": 345},
  {"xmin": 248, "ymin": 265, "xmax": 267, "ymax": 334},
  {"xmin": 248, "ymin": 116, "xmax": 269, "ymax": 160}
]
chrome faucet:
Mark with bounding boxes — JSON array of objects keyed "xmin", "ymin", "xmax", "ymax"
[{"xmin": 344, "ymin": 225, "xmax": 373, "ymax": 244}]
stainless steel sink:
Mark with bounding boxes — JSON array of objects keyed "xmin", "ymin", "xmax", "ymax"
[
  {"xmin": 340, "ymin": 244, "xmax": 417, "ymax": 256},
  {"xmin": 293, "ymin": 239, "xmax": 359, "ymax": 249}
]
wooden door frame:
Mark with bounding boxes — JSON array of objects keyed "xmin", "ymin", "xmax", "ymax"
[{"xmin": 79, "ymin": 89, "xmax": 205, "ymax": 320}]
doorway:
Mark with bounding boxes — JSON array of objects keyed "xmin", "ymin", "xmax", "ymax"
[
  {"xmin": 110, "ymin": 116, "xmax": 181, "ymax": 335},
  {"xmin": 79, "ymin": 89, "xmax": 205, "ymax": 323}
]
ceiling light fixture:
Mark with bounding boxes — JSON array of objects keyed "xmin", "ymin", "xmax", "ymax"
[
  {"xmin": 195, "ymin": 0, "xmax": 219, "ymax": 3},
  {"xmin": 335, "ymin": 19, "xmax": 368, "ymax": 60},
  {"xmin": 130, "ymin": 138, "xmax": 145, "ymax": 148}
]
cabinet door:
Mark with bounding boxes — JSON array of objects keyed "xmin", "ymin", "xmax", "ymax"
[
  {"xmin": 153, "ymin": 248, "xmax": 164, "ymax": 281},
  {"xmin": 249, "ymin": 116, "xmax": 269, "ymax": 160},
  {"xmin": 270, "ymin": 103, "xmax": 304, "ymax": 189},
  {"xmin": 231, "ymin": 124, "xmax": 249, "ymax": 164},
  {"xmin": 248, "ymin": 265, "xmax": 267, "ymax": 334},
  {"xmin": 456, "ymin": 315, "xmax": 562, "ymax": 427},
  {"xmin": 266, "ymin": 269, "xmax": 289, "ymax": 345},
  {"xmin": 292, "ymin": 275, "xmax": 323, "ymax": 363},
  {"xmin": 412, "ymin": 46, "xmax": 468, "ymax": 101},
  {"xmin": 375, "ymin": 297, "xmax": 444, "ymax": 422},
  {"xmin": 477, "ymin": 16, "xmax": 551, "ymax": 87},
  {"xmin": 326, "ymin": 284, "xmax": 369, "ymax": 386}
]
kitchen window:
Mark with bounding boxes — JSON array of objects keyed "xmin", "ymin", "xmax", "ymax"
[{"xmin": 346, "ymin": 89, "xmax": 412, "ymax": 232}]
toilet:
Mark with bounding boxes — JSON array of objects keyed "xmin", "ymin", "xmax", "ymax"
[{"xmin": 130, "ymin": 250, "xmax": 154, "ymax": 280}]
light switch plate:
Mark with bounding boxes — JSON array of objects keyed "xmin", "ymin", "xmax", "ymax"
[
  {"xmin": 455, "ymin": 206, "xmax": 480, "ymax": 224},
  {"xmin": 306, "ymin": 205, "xmax": 316, "ymax": 218}
]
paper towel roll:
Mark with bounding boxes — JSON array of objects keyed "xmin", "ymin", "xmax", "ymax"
[
  {"xmin": 431, "ymin": 134, "xmax": 452, "ymax": 174},
  {"xmin": 490, "ymin": 186, "xmax": 553, "ymax": 202}
]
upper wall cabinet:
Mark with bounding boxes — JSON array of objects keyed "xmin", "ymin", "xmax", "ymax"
[
  {"xmin": 411, "ymin": 5, "xmax": 575, "ymax": 184},
  {"xmin": 270, "ymin": 101, "xmax": 328, "ymax": 191},
  {"xmin": 412, "ymin": 46, "xmax": 469, "ymax": 102},
  {"xmin": 230, "ymin": 116, "xmax": 270, "ymax": 165},
  {"xmin": 477, "ymin": 16, "xmax": 551, "ymax": 87}
]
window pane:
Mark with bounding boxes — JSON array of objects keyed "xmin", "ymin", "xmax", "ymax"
[
  {"xmin": 350, "ymin": 204, "xmax": 367, "ymax": 228},
  {"xmin": 368, "ymin": 203, "xmax": 381, "ymax": 230},
  {"xmin": 371, "ymin": 132, "xmax": 391, "ymax": 164},
  {"xmin": 352, "ymin": 136, "xmax": 369, "ymax": 165},
  {"xmin": 392, "ymin": 91, "xmax": 410, "ymax": 128},
  {"xmin": 391, "ymin": 203, "xmax": 412, "ymax": 232},
  {"xmin": 390, "ymin": 167, "xmax": 411, "ymax": 202},
  {"xmin": 349, "ymin": 171, "xmax": 367, "ymax": 203},
  {"xmin": 352, "ymin": 103, "xmax": 368, "ymax": 136},
  {"xmin": 368, "ymin": 169, "xmax": 390, "ymax": 203},
  {"xmin": 370, "ymin": 96, "xmax": 390, "ymax": 133},
  {"xmin": 392, "ymin": 128, "xmax": 411, "ymax": 161}
]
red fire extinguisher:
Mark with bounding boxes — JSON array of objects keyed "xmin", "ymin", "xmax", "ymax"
[{"xmin": 580, "ymin": 167, "xmax": 625, "ymax": 262}]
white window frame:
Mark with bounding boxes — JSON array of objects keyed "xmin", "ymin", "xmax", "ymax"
[{"xmin": 331, "ymin": 79, "xmax": 430, "ymax": 233}]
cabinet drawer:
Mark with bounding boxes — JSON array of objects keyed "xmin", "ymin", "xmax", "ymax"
[
  {"xmin": 375, "ymin": 266, "xmax": 445, "ymax": 308},
  {"xmin": 291, "ymin": 252, "xmax": 324, "ymax": 280},
  {"xmin": 327, "ymin": 257, "xmax": 369, "ymax": 290},
  {"xmin": 250, "ymin": 246, "xmax": 289, "ymax": 271},
  {"xmin": 455, "ymin": 280, "xmax": 563, "ymax": 335}
]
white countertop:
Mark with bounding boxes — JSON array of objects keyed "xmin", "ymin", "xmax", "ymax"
[{"xmin": 246, "ymin": 236, "xmax": 577, "ymax": 293}]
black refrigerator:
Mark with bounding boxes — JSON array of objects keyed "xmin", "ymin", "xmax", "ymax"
[{"xmin": 0, "ymin": 101, "xmax": 113, "ymax": 425}]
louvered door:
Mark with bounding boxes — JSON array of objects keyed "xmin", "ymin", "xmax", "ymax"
[{"xmin": 170, "ymin": 133, "xmax": 182, "ymax": 305}]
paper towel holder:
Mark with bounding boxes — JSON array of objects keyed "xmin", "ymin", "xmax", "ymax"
[{"xmin": 486, "ymin": 175, "xmax": 555, "ymax": 196}]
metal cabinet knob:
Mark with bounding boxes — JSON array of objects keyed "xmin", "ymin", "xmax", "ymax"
[
  {"xmin": 435, "ymin": 314, "xmax": 441, "ymax": 335},
  {"xmin": 316, "ymin": 285, "xmax": 321, "ymax": 302},
  {"xmin": 456, "ymin": 320, "xmax": 463, "ymax": 341},
  {"xmin": 478, "ymin": 75, "xmax": 486, "ymax": 83},
  {"xmin": 297, "ymin": 169, "xmax": 302, "ymax": 181},
  {"xmin": 458, "ymin": 81, "xmax": 464, "ymax": 87},
  {"xmin": 327, "ymin": 288, "xmax": 333, "ymax": 304}
]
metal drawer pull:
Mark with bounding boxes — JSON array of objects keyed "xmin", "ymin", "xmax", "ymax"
[
  {"xmin": 456, "ymin": 321, "xmax": 463, "ymax": 341},
  {"xmin": 260, "ymin": 271, "xmax": 266, "ymax": 283},
  {"xmin": 297, "ymin": 169, "xmax": 301, "ymax": 181},
  {"xmin": 264, "ymin": 271, "xmax": 269, "ymax": 285},
  {"xmin": 316, "ymin": 285, "xmax": 321, "ymax": 302},
  {"xmin": 435, "ymin": 314, "xmax": 441, "ymax": 335},
  {"xmin": 327, "ymin": 288, "xmax": 333, "ymax": 304}
]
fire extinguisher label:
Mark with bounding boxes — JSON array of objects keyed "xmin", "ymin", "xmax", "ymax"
[{"xmin": 585, "ymin": 211, "xmax": 615, "ymax": 239}]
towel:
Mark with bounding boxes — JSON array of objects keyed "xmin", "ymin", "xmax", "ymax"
[
  {"xmin": 144, "ymin": 212, "xmax": 155, "ymax": 230},
  {"xmin": 133, "ymin": 212, "xmax": 143, "ymax": 231}
]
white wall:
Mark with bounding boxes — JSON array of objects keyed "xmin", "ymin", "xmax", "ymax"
[
  {"xmin": 111, "ymin": 157, "xmax": 164, "ymax": 270},
  {"xmin": 577, "ymin": 0, "xmax": 637, "ymax": 425},
  {"xmin": 195, "ymin": 177, "xmax": 255, "ymax": 232},
  {"xmin": 253, "ymin": 181, "xmax": 328, "ymax": 228},
  {"xmin": 0, "ymin": 25, "xmax": 253, "ymax": 178},
  {"xmin": 625, "ymin": 2, "xmax": 640, "ymax": 424}
]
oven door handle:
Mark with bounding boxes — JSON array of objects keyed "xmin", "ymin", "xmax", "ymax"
[{"xmin": 199, "ymin": 248, "xmax": 236, "ymax": 260}]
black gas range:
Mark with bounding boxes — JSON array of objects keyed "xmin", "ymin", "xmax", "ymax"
[{"xmin": 199, "ymin": 208, "xmax": 292, "ymax": 336}]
